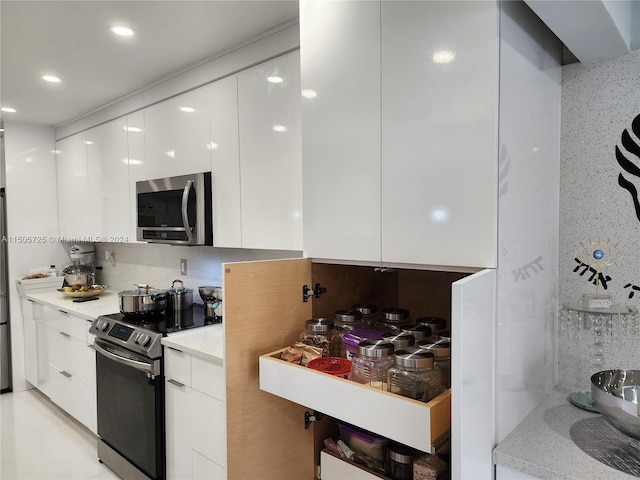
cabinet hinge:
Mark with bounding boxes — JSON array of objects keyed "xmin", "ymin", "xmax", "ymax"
[
  {"xmin": 304, "ymin": 410, "xmax": 324, "ymax": 429},
  {"xmin": 303, "ymin": 283, "xmax": 326, "ymax": 302}
]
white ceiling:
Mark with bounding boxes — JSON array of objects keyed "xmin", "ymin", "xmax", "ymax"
[{"xmin": 0, "ymin": 1, "xmax": 299, "ymax": 127}]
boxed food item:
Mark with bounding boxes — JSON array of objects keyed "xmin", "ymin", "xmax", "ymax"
[{"xmin": 338, "ymin": 420, "xmax": 388, "ymax": 470}]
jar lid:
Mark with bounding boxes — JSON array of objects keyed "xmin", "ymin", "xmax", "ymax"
[
  {"xmin": 343, "ymin": 329, "xmax": 384, "ymax": 349},
  {"xmin": 305, "ymin": 317, "xmax": 334, "ymax": 333},
  {"xmin": 393, "ymin": 349, "xmax": 434, "ymax": 368},
  {"xmin": 352, "ymin": 304, "xmax": 378, "ymax": 315},
  {"xmin": 357, "ymin": 340, "xmax": 395, "ymax": 358},
  {"xmin": 383, "ymin": 332, "xmax": 415, "ymax": 349},
  {"xmin": 308, "ymin": 357, "xmax": 351, "ymax": 376},
  {"xmin": 335, "ymin": 309, "xmax": 363, "ymax": 323},
  {"xmin": 383, "ymin": 308, "xmax": 410, "ymax": 322},
  {"xmin": 416, "ymin": 340, "xmax": 451, "ymax": 357},
  {"xmin": 388, "ymin": 442, "xmax": 415, "ymax": 464},
  {"xmin": 399, "ymin": 324, "xmax": 432, "ymax": 340},
  {"xmin": 416, "ymin": 316, "xmax": 447, "ymax": 332}
]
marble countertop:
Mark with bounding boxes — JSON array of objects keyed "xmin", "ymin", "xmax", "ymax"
[
  {"xmin": 493, "ymin": 385, "xmax": 638, "ymax": 479},
  {"xmin": 24, "ymin": 290, "xmax": 120, "ymax": 320},
  {"xmin": 162, "ymin": 324, "xmax": 225, "ymax": 365}
]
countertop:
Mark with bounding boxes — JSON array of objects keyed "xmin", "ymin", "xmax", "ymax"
[
  {"xmin": 162, "ymin": 324, "xmax": 225, "ymax": 365},
  {"xmin": 23, "ymin": 290, "xmax": 120, "ymax": 320},
  {"xmin": 493, "ymin": 385, "xmax": 638, "ymax": 479}
]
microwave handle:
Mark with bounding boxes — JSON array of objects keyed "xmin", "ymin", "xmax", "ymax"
[{"xmin": 181, "ymin": 180, "xmax": 194, "ymax": 240}]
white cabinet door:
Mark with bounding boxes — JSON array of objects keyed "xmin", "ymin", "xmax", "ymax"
[
  {"xmin": 238, "ymin": 52, "xmax": 302, "ymax": 251},
  {"xmin": 144, "ymin": 85, "xmax": 214, "ymax": 179},
  {"xmin": 209, "ymin": 76, "xmax": 241, "ymax": 248},
  {"xmin": 126, "ymin": 112, "xmax": 146, "ymax": 243},
  {"xmin": 56, "ymin": 133, "xmax": 89, "ymax": 238},
  {"xmin": 165, "ymin": 375, "xmax": 193, "ymax": 480},
  {"xmin": 86, "ymin": 117, "xmax": 130, "ymax": 240},
  {"xmin": 381, "ymin": 1, "xmax": 498, "ymax": 268},
  {"xmin": 451, "ymin": 268, "xmax": 496, "ymax": 479},
  {"xmin": 190, "ymin": 389, "xmax": 226, "ymax": 469},
  {"xmin": 301, "ymin": 0, "xmax": 382, "ymax": 261},
  {"xmin": 22, "ymin": 314, "xmax": 37, "ymax": 386}
]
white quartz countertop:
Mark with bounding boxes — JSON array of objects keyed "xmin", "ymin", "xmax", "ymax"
[
  {"xmin": 24, "ymin": 290, "xmax": 120, "ymax": 320},
  {"xmin": 493, "ymin": 385, "xmax": 637, "ymax": 479},
  {"xmin": 162, "ymin": 324, "xmax": 224, "ymax": 365}
]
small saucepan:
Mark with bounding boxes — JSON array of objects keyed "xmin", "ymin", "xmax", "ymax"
[{"xmin": 162, "ymin": 279, "xmax": 193, "ymax": 312}]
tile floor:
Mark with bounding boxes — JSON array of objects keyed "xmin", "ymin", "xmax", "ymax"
[{"xmin": 1, "ymin": 389, "xmax": 119, "ymax": 480}]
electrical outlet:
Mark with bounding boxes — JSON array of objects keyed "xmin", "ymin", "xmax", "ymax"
[{"xmin": 180, "ymin": 259, "xmax": 188, "ymax": 275}]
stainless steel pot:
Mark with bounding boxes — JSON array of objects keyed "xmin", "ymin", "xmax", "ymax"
[
  {"xmin": 164, "ymin": 279, "xmax": 193, "ymax": 311},
  {"xmin": 118, "ymin": 285, "xmax": 168, "ymax": 314},
  {"xmin": 63, "ymin": 264, "xmax": 92, "ymax": 286}
]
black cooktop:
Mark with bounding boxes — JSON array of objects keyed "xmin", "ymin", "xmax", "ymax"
[{"xmin": 100, "ymin": 303, "xmax": 220, "ymax": 335}]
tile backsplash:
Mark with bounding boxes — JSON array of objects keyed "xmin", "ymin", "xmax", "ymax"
[
  {"xmin": 559, "ymin": 48, "xmax": 640, "ymax": 389},
  {"xmin": 93, "ymin": 242, "xmax": 301, "ymax": 300}
]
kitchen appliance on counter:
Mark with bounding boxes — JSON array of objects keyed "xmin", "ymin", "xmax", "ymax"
[
  {"xmin": 63, "ymin": 244, "xmax": 96, "ymax": 286},
  {"xmin": 90, "ymin": 303, "xmax": 213, "ymax": 480},
  {"xmin": 136, "ymin": 172, "xmax": 212, "ymax": 246},
  {"xmin": 198, "ymin": 286, "xmax": 222, "ymax": 322}
]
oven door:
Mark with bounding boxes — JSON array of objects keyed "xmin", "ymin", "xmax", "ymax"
[{"xmin": 95, "ymin": 339, "xmax": 164, "ymax": 480}]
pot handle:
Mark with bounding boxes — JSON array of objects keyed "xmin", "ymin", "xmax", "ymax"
[
  {"xmin": 151, "ymin": 292, "xmax": 168, "ymax": 302},
  {"xmin": 171, "ymin": 279, "xmax": 185, "ymax": 289}
]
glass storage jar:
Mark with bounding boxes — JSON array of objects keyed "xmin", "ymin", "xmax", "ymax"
[
  {"xmin": 387, "ymin": 350, "xmax": 443, "ymax": 402},
  {"xmin": 382, "ymin": 332, "xmax": 415, "ymax": 351},
  {"xmin": 399, "ymin": 324, "xmax": 432, "ymax": 341},
  {"xmin": 415, "ymin": 341, "xmax": 451, "ymax": 389},
  {"xmin": 352, "ymin": 304, "xmax": 381, "ymax": 328},
  {"xmin": 377, "ymin": 308, "xmax": 410, "ymax": 334},
  {"xmin": 416, "ymin": 316, "xmax": 447, "ymax": 342},
  {"xmin": 351, "ymin": 340, "xmax": 395, "ymax": 389},
  {"xmin": 329, "ymin": 309, "xmax": 364, "ymax": 357},
  {"xmin": 387, "ymin": 442, "xmax": 415, "ymax": 480},
  {"xmin": 343, "ymin": 328, "xmax": 384, "ymax": 360},
  {"xmin": 300, "ymin": 318, "xmax": 335, "ymax": 357}
]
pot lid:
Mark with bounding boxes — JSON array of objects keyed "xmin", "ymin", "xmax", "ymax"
[{"xmin": 63, "ymin": 264, "xmax": 92, "ymax": 274}]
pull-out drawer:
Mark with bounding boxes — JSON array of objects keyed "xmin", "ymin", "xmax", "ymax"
[{"xmin": 259, "ymin": 348, "xmax": 450, "ymax": 453}]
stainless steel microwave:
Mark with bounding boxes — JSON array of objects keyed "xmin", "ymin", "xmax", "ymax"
[{"xmin": 136, "ymin": 172, "xmax": 212, "ymax": 246}]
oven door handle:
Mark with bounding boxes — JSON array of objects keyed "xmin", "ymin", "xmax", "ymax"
[
  {"xmin": 94, "ymin": 340, "xmax": 160, "ymax": 378},
  {"xmin": 181, "ymin": 180, "xmax": 194, "ymax": 241}
]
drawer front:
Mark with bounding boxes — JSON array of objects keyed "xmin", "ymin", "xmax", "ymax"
[
  {"xmin": 21, "ymin": 298, "xmax": 44, "ymax": 320},
  {"xmin": 259, "ymin": 349, "xmax": 451, "ymax": 453},
  {"xmin": 320, "ymin": 451, "xmax": 381, "ymax": 480},
  {"xmin": 165, "ymin": 346, "xmax": 191, "ymax": 387},
  {"xmin": 191, "ymin": 389, "xmax": 226, "ymax": 468},
  {"xmin": 47, "ymin": 362, "xmax": 97, "ymax": 433},
  {"xmin": 40, "ymin": 308, "xmax": 86, "ymax": 342},
  {"xmin": 191, "ymin": 356, "xmax": 225, "ymax": 401}
]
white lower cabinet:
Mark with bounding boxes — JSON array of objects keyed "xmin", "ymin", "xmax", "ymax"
[
  {"xmin": 165, "ymin": 347, "xmax": 227, "ymax": 480},
  {"xmin": 20, "ymin": 300, "xmax": 97, "ymax": 434}
]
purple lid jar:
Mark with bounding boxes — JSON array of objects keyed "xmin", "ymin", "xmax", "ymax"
[{"xmin": 343, "ymin": 328, "xmax": 384, "ymax": 359}]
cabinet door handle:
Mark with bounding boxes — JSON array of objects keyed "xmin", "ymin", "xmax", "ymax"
[
  {"xmin": 167, "ymin": 346, "xmax": 184, "ymax": 353},
  {"xmin": 167, "ymin": 378, "xmax": 185, "ymax": 388},
  {"xmin": 87, "ymin": 344, "xmax": 96, "ymax": 350},
  {"xmin": 58, "ymin": 309, "xmax": 68, "ymax": 315},
  {"xmin": 59, "ymin": 331, "xmax": 71, "ymax": 338},
  {"xmin": 60, "ymin": 371, "xmax": 72, "ymax": 378}
]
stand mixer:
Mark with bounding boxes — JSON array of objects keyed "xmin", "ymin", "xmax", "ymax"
[
  {"xmin": 63, "ymin": 244, "xmax": 96, "ymax": 286},
  {"xmin": 198, "ymin": 286, "xmax": 223, "ymax": 323}
]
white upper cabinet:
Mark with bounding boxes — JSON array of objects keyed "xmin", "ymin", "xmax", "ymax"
[
  {"xmin": 144, "ymin": 85, "xmax": 214, "ymax": 179},
  {"xmin": 210, "ymin": 76, "xmax": 242, "ymax": 249},
  {"xmin": 56, "ymin": 132, "xmax": 90, "ymax": 239},
  {"xmin": 380, "ymin": 1, "xmax": 497, "ymax": 268},
  {"xmin": 301, "ymin": 1, "xmax": 382, "ymax": 262},
  {"xmin": 301, "ymin": 0, "xmax": 498, "ymax": 268},
  {"xmin": 126, "ymin": 112, "xmax": 146, "ymax": 243},
  {"xmin": 238, "ymin": 51, "xmax": 302, "ymax": 251},
  {"xmin": 86, "ymin": 117, "xmax": 130, "ymax": 240}
]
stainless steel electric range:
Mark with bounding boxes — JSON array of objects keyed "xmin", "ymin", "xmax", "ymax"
[{"xmin": 89, "ymin": 304, "xmax": 216, "ymax": 480}]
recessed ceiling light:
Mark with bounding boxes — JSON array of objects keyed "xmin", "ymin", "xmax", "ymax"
[
  {"xmin": 267, "ymin": 76, "xmax": 284, "ymax": 84},
  {"xmin": 1, "ymin": 107, "xmax": 17, "ymax": 113},
  {"xmin": 180, "ymin": 107, "xmax": 195, "ymax": 113},
  {"xmin": 41, "ymin": 75, "xmax": 61, "ymax": 83},
  {"xmin": 108, "ymin": 25, "xmax": 135, "ymax": 37}
]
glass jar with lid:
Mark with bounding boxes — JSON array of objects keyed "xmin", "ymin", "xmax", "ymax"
[
  {"xmin": 329, "ymin": 309, "xmax": 364, "ymax": 357},
  {"xmin": 376, "ymin": 308, "xmax": 410, "ymax": 334},
  {"xmin": 300, "ymin": 318, "xmax": 335, "ymax": 357},
  {"xmin": 399, "ymin": 324, "xmax": 432, "ymax": 341},
  {"xmin": 351, "ymin": 340, "xmax": 395, "ymax": 389},
  {"xmin": 416, "ymin": 316, "xmax": 447, "ymax": 342},
  {"xmin": 382, "ymin": 332, "xmax": 415, "ymax": 351},
  {"xmin": 387, "ymin": 349, "xmax": 443, "ymax": 402},
  {"xmin": 415, "ymin": 340, "xmax": 451, "ymax": 389},
  {"xmin": 352, "ymin": 304, "xmax": 381, "ymax": 328},
  {"xmin": 387, "ymin": 442, "xmax": 416, "ymax": 480}
]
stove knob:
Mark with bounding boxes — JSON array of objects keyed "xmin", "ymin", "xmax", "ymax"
[
  {"xmin": 136, "ymin": 334, "xmax": 151, "ymax": 346},
  {"xmin": 96, "ymin": 320, "xmax": 110, "ymax": 332}
]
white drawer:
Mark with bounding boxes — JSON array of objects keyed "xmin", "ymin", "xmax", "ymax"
[
  {"xmin": 165, "ymin": 346, "xmax": 191, "ymax": 387},
  {"xmin": 192, "ymin": 356, "xmax": 225, "ymax": 401},
  {"xmin": 259, "ymin": 349, "xmax": 450, "ymax": 453},
  {"xmin": 21, "ymin": 298, "xmax": 43, "ymax": 319},
  {"xmin": 320, "ymin": 451, "xmax": 382, "ymax": 480},
  {"xmin": 40, "ymin": 308, "xmax": 86, "ymax": 342}
]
